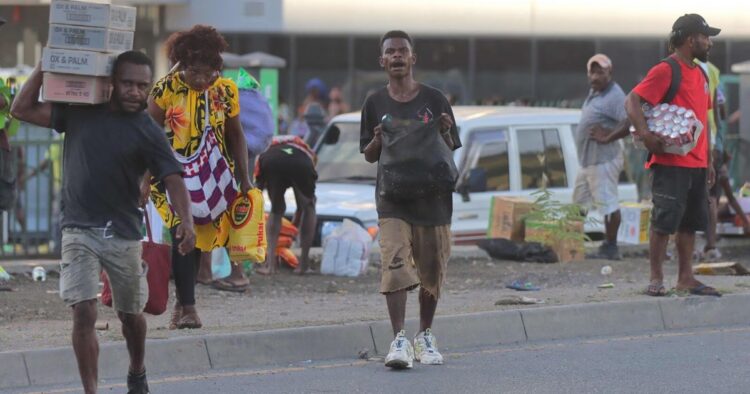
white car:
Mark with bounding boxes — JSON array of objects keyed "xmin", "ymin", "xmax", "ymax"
[{"xmin": 278, "ymin": 106, "xmax": 638, "ymax": 245}]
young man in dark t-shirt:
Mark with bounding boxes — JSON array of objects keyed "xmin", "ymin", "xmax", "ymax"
[
  {"xmin": 12, "ymin": 51, "xmax": 195, "ymax": 394},
  {"xmin": 360, "ymin": 30, "xmax": 462, "ymax": 369},
  {"xmin": 625, "ymin": 14, "xmax": 721, "ymax": 297}
]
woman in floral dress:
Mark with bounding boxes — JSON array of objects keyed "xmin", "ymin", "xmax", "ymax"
[{"xmin": 143, "ymin": 25, "xmax": 252, "ymax": 329}]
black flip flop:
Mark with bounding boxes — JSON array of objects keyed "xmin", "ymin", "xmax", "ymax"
[
  {"xmin": 688, "ymin": 284, "xmax": 721, "ymax": 297},
  {"xmin": 211, "ymin": 279, "xmax": 249, "ymax": 293}
]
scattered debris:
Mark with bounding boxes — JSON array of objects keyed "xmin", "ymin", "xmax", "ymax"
[
  {"xmin": 506, "ymin": 280, "xmax": 540, "ymax": 291},
  {"xmin": 95, "ymin": 321, "xmax": 109, "ymax": 331},
  {"xmin": 600, "ymin": 265, "xmax": 613, "ymax": 276},
  {"xmin": 495, "ymin": 296, "xmax": 545, "ymax": 305},
  {"xmin": 597, "ymin": 283, "xmax": 615, "ymax": 289},
  {"xmin": 693, "ymin": 262, "xmax": 750, "ymax": 276},
  {"xmin": 357, "ymin": 349, "xmax": 370, "ymax": 359}
]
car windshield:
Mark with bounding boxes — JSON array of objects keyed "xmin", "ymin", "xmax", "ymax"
[{"xmin": 316, "ymin": 122, "xmax": 377, "ymax": 183}]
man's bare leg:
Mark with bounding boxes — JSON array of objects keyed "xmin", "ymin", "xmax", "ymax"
[
  {"xmin": 71, "ymin": 300, "xmax": 98, "ymax": 394},
  {"xmin": 705, "ymin": 196, "xmax": 719, "ymax": 252},
  {"xmin": 386, "ymin": 290, "xmax": 407, "ymax": 336},
  {"xmin": 647, "ymin": 229, "xmax": 670, "ymax": 295},
  {"xmin": 605, "ymin": 210, "xmax": 621, "ymax": 244},
  {"xmin": 196, "ymin": 252, "xmax": 213, "ymax": 285},
  {"xmin": 294, "ymin": 193, "xmax": 316, "ymax": 275},
  {"xmin": 118, "ymin": 311, "xmax": 146, "ymax": 374},
  {"xmin": 222, "ymin": 262, "xmax": 249, "ymax": 286},
  {"xmin": 257, "ymin": 212, "xmax": 282, "ymax": 275},
  {"xmin": 675, "ymin": 230, "xmax": 704, "ymax": 289},
  {"xmin": 418, "ymin": 288, "xmax": 437, "ymax": 333}
]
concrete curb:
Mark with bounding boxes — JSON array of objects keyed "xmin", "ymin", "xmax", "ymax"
[{"xmin": 3, "ymin": 293, "xmax": 750, "ymax": 390}]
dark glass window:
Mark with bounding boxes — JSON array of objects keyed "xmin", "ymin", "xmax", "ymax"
[
  {"xmin": 517, "ymin": 128, "xmax": 567, "ymax": 189},
  {"xmin": 463, "ymin": 130, "xmax": 510, "ymax": 192}
]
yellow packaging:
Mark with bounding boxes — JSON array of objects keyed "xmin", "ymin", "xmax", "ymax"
[{"xmin": 224, "ymin": 189, "xmax": 267, "ymax": 262}]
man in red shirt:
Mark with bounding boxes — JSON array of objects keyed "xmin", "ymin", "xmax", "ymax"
[{"xmin": 625, "ymin": 14, "xmax": 721, "ymax": 297}]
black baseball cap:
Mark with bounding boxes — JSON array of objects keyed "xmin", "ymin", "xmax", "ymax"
[{"xmin": 672, "ymin": 14, "xmax": 720, "ymax": 36}]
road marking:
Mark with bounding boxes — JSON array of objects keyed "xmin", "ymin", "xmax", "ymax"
[{"xmin": 19, "ymin": 326, "xmax": 750, "ymax": 393}]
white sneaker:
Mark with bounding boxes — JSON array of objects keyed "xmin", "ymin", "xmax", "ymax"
[
  {"xmin": 414, "ymin": 329, "xmax": 444, "ymax": 365},
  {"xmin": 384, "ymin": 330, "xmax": 414, "ymax": 369},
  {"xmin": 705, "ymin": 248, "xmax": 722, "ymax": 262}
]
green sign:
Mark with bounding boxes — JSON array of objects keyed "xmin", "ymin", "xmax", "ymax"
[
  {"xmin": 259, "ymin": 68, "xmax": 279, "ymax": 135},
  {"xmin": 223, "ymin": 67, "xmax": 279, "ymax": 135}
]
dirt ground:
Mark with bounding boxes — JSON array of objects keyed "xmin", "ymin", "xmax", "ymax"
[{"xmin": 2, "ymin": 244, "xmax": 750, "ymax": 352}]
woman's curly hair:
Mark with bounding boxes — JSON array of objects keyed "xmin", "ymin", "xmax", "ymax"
[{"xmin": 165, "ymin": 24, "xmax": 228, "ymax": 70}]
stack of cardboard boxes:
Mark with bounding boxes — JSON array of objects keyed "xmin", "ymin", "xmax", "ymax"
[
  {"xmin": 42, "ymin": 0, "xmax": 136, "ymax": 104},
  {"xmin": 487, "ymin": 196, "xmax": 585, "ymax": 263}
]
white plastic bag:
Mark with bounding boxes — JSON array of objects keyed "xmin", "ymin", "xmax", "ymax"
[
  {"xmin": 211, "ymin": 247, "xmax": 231, "ymax": 279},
  {"xmin": 321, "ymin": 219, "xmax": 372, "ymax": 277}
]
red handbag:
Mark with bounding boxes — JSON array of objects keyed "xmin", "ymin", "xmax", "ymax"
[{"xmin": 101, "ymin": 210, "xmax": 172, "ymax": 315}]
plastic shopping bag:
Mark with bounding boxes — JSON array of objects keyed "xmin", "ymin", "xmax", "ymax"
[
  {"xmin": 211, "ymin": 247, "xmax": 231, "ymax": 278},
  {"xmin": 321, "ymin": 219, "xmax": 373, "ymax": 277},
  {"xmin": 225, "ymin": 189, "xmax": 267, "ymax": 262}
]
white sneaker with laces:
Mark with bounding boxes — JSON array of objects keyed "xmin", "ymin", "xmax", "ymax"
[
  {"xmin": 705, "ymin": 248, "xmax": 722, "ymax": 262},
  {"xmin": 384, "ymin": 330, "xmax": 414, "ymax": 369},
  {"xmin": 414, "ymin": 328, "xmax": 444, "ymax": 365}
]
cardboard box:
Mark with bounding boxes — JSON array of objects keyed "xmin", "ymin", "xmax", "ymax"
[
  {"xmin": 48, "ymin": 24, "xmax": 133, "ymax": 53},
  {"xmin": 617, "ymin": 202, "xmax": 651, "ymax": 244},
  {"xmin": 50, "ymin": 0, "xmax": 136, "ymax": 31},
  {"xmin": 633, "ymin": 123, "xmax": 702, "ymax": 156},
  {"xmin": 525, "ymin": 220, "xmax": 585, "ymax": 263},
  {"xmin": 42, "ymin": 47, "xmax": 116, "ymax": 76},
  {"xmin": 487, "ymin": 196, "xmax": 533, "ymax": 242},
  {"xmin": 42, "ymin": 72, "xmax": 110, "ymax": 104}
]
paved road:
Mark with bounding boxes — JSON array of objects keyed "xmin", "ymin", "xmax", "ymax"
[{"xmin": 14, "ymin": 326, "xmax": 750, "ymax": 394}]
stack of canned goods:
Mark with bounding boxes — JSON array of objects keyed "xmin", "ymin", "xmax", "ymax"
[{"xmin": 631, "ymin": 103, "xmax": 702, "ymax": 147}]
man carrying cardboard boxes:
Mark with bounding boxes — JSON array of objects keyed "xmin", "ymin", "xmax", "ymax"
[
  {"xmin": 11, "ymin": 3, "xmax": 196, "ymax": 394},
  {"xmin": 14, "ymin": 50, "xmax": 196, "ymax": 394}
]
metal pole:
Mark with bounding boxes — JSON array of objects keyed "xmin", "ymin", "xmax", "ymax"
[{"xmin": 467, "ymin": 37, "xmax": 476, "ymax": 105}]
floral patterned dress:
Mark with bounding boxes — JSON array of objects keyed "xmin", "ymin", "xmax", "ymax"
[{"xmin": 149, "ymin": 72, "xmax": 240, "ymax": 251}]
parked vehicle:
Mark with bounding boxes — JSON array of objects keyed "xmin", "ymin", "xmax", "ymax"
[{"xmin": 272, "ymin": 106, "xmax": 638, "ymax": 245}]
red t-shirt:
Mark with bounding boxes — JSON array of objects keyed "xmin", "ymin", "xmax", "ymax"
[{"xmin": 632, "ymin": 56, "xmax": 711, "ymax": 168}]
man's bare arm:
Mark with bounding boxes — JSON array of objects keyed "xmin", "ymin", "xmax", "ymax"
[
  {"xmin": 363, "ymin": 124, "xmax": 383, "ymax": 163},
  {"xmin": 162, "ymin": 173, "xmax": 195, "ymax": 255},
  {"xmin": 625, "ymin": 92, "xmax": 664, "ymax": 154},
  {"xmin": 590, "ymin": 119, "xmax": 631, "ymax": 144},
  {"xmin": 10, "ymin": 63, "xmax": 52, "ymax": 128}
]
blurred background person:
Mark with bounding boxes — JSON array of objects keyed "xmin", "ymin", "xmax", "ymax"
[{"xmin": 327, "ymin": 86, "xmax": 350, "ymax": 119}]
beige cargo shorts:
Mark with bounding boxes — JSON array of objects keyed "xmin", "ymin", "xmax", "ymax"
[
  {"xmin": 378, "ymin": 218, "xmax": 451, "ymax": 299},
  {"xmin": 60, "ymin": 227, "xmax": 148, "ymax": 314}
]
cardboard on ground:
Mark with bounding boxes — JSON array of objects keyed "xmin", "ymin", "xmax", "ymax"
[
  {"xmin": 693, "ymin": 262, "xmax": 750, "ymax": 276},
  {"xmin": 617, "ymin": 202, "xmax": 651, "ymax": 244},
  {"xmin": 487, "ymin": 196, "xmax": 533, "ymax": 242},
  {"xmin": 525, "ymin": 220, "xmax": 584, "ymax": 263}
]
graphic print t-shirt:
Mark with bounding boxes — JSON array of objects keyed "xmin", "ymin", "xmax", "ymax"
[{"xmin": 360, "ymin": 84, "xmax": 462, "ymax": 226}]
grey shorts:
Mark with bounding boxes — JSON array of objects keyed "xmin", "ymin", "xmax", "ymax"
[{"xmin": 60, "ymin": 228, "xmax": 148, "ymax": 314}]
